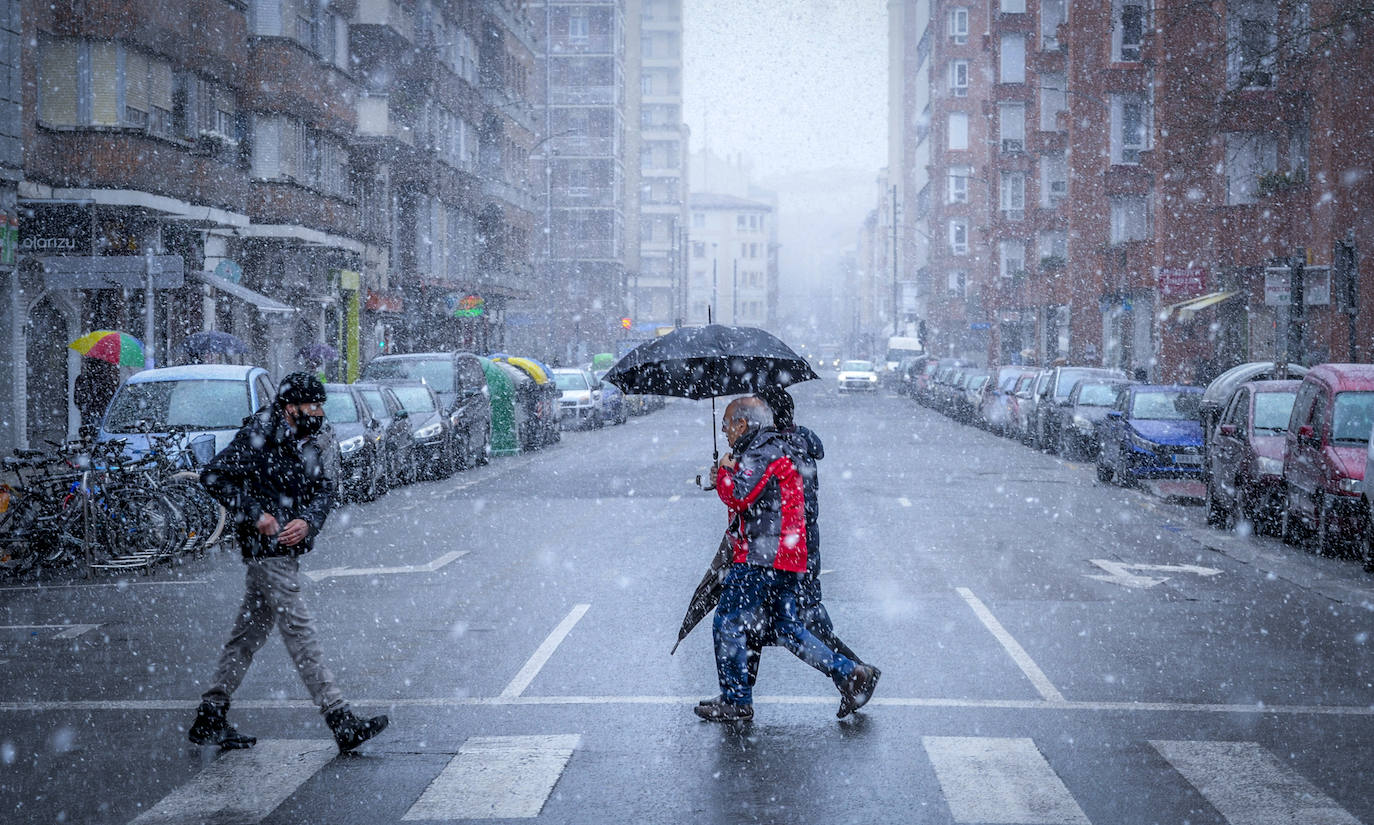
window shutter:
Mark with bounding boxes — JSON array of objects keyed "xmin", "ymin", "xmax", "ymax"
[
  {"xmin": 253, "ymin": 114, "xmax": 280, "ymax": 178},
  {"xmin": 39, "ymin": 36, "xmax": 79, "ymax": 125},
  {"xmin": 89, "ymin": 41, "xmax": 120, "ymax": 126},
  {"xmin": 253, "ymin": 0, "xmax": 283, "ymax": 36},
  {"xmin": 149, "ymin": 58, "xmax": 173, "ymax": 135},
  {"xmin": 124, "ymin": 50, "xmax": 149, "ymax": 125}
]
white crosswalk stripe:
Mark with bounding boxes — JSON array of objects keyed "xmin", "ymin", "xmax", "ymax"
[
  {"xmin": 1152, "ymin": 740, "xmax": 1363, "ymax": 825},
  {"xmin": 129, "ymin": 739, "xmax": 336, "ymax": 825},
  {"xmin": 402, "ymin": 734, "xmax": 581, "ymax": 820},
  {"xmin": 923, "ymin": 736, "xmax": 1091, "ymax": 824}
]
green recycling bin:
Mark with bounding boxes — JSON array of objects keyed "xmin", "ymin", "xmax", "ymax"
[{"xmin": 481, "ymin": 356, "xmax": 520, "ymax": 457}]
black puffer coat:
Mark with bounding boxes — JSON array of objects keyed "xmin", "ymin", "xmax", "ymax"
[{"xmin": 201, "ymin": 406, "xmax": 338, "ymax": 559}]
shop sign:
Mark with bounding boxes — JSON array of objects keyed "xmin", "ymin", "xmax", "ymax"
[
  {"xmin": 451, "ymin": 294, "xmax": 484, "ymax": 318},
  {"xmin": 365, "ymin": 291, "xmax": 403, "ymax": 312},
  {"xmin": 18, "ymin": 203, "xmax": 93, "ymax": 256},
  {"xmin": 1158, "ymin": 267, "xmax": 1208, "ymax": 297},
  {"xmin": 1264, "ymin": 266, "xmax": 1331, "ymax": 306}
]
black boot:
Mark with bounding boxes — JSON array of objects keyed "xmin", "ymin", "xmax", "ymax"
[
  {"xmin": 187, "ymin": 701, "xmax": 256, "ymax": 749},
  {"xmin": 837, "ymin": 664, "xmax": 881, "ymax": 719},
  {"xmin": 325, "ymin": 705, "xmax": 389, "ymax": 753}
]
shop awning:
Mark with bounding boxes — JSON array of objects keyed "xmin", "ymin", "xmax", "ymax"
[
  {"xmin": 1165, "ymin": 290, "xmax": 1238, "ymax": 322},
  {"xmin": 193, "ymin": 270, "xmax": 297, "ymax": 315}
]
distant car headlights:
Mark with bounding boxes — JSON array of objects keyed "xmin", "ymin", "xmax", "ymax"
[
  {"xmin": 338, "ymin": 435, "xmax": 365, "ymax": 455},
  {"xmin": 415, "ymin": 422, "xmax": 442, "ymax": 439},
  {"xmin": 1338, "ymin": 477, "xmax": 1364, "ymax": 494},
  {"xmin": 1254, "ymin": 455, "xmax": 1284, "ymax": 477},
  {"xmin": 868, "ymin": 374, "xmax": 878, "ymax": 383}
]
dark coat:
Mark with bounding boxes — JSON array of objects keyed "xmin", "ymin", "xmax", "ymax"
[
  {"xmin": 715, "ymin": 427, "xmax": 808, "ymax": 573},
  {"xmin": 784, "ymin": 425, "xmax": 824, "ymax": 576},
  {"xmin": 201, "ymin": 406, "xmax": 338, "ymax": 559},
  {"xmin": 73, "ymin": 362, "xmax": 119, "ymax": 427}
]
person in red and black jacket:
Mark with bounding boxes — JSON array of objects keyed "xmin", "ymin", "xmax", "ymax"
[{"xmin": 694, "ymin": 396, "xmax": 879, "ymax": 722}]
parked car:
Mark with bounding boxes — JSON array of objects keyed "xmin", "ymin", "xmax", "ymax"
[
  {"xmin": 1032, "ymin": 366, "xmax": 1128, "ymax": 453},
  {"xmin": 837, "ymin": 360, "xmax": 879, "ymax": 393},
  {"xmin": 593, "ymin": 369, "xmax": 630, "ymax": 425},
  {"xmin": 99, "ymin": 364, "xmax": 275, "ymax": 458},
  {"xmin": 957, "ymin": 369, "xmax": 993, "ymax": 425},
  {"xmin": 1204, "ymin": 379, "xmax": 1301, "ymax": 530},
  {"xmin": 552, "ymin": 367, "xmax": 603, "ymax": 429},
  {"xmin": 359, "ymin": 352, "xmax": 491, "ymax": 470},
  {"xmin": 979, "ymin": 367, "xmax": 1029, "ymax": 434},
  {"xmin": 353, "ymin": 382, "xmax": 418, "ymax": 488},
  {"xmin": 386, "ymin": 382, "xmax": 456, "ymax": 479},
  {"xmin": 1281, "ymin": 364, "xmax": 1374, "ymax": 554},
  {"xmin": 1007, "ymin": 371, "xmax": 1042, "ymax": 443},
  {"xmin": 1096, "ymin": 385, "xmax": 1204, "ymax": 485},
  {"xmin": 1200, "ymin": 361, "xmax": 1310, "ymax": 450},
  {"xmin": 323, "ymin": 383, "xmax": 388, "ymax": 501},
  {"xmin": 913, "ymin": 360, "xmax": 945, "ymax": 406},
  {"xmin": 1057, "ymin": 379, "xmax": 1133, "ymax": 460}
]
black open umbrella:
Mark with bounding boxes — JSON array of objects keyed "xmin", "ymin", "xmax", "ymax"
[{"xmin": 181, "ymin": 330, "xmax": 249, "ymax": 356}]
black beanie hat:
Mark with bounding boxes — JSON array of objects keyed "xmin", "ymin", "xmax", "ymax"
[{"xmin": 276, "ymin": 372, "xmax": 327, "ymax": 406}]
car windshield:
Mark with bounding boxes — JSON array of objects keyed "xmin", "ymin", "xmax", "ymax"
[
  {"xmin": 1252, "ymin": 391, "xmax": 1298, "ymax": 433},
  {"xmin": 104, "ymin": 380, "xmax": 251, "ymax": 432},
  {"xmin": 1331, "ymin": 391, "xmax": 1374, "ymax": 444},
  {"xmin": 390, "ymin": 386, "xmax": 436, "ymax": 413},
  {"xmin": 359, "ymin": 389, "xmax": 388, "ymax": 420},
  {"xmin": 555, "ymin": 372, "xmax": 589, "ymax": 391},
  {"xmin": 1131, "ymin": 391, "xmax": 1199, "ymax": 420},
  {"xmin": 842, "ymin": 361, "xmax": 874, "ymax": 372},
  {"xmin": 1055, "ymin": 369, "xmax": 1109, "ymax": 399},
  {"xmin": 363, "ymin": 358, "xmax": 453, "ymax": 394},
  {"xmin": 323, "ymin": 391, "xmax": 359, "ymax": 423},
  {"xmin": 1076, "ymin": 383, "xmax": 1118, "ymax": 407}
]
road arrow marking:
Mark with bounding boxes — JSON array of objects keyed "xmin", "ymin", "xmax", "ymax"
[
  {"xmin": 303, "ymin": 550, "xmax": 467, "ymax": 582},
  {"xmin": 0, "ymin": 623, "xmax": 101, "ymax": 639},
  {"xmin": 1086, "ymin": 559, "xmax": 1222, "ymax": 589}
]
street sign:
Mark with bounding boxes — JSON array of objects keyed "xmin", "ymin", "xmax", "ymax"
[
  {"xmin": 214, "ymin": 258, "xmax": 243, "ymax": 285},
  {"xmin": 40, "ymin": 255, "xmax": 185, "ymax": 289},
  {"xmin": 1264, "ymin": 266, "xmax": 1331, "ymax": 306},
  {"xmin": 970, "ymin": 322, "xmax": 991, "ymax": 330},
  {"xmin": 1158, "ymin": 267, "xmax": 1208, "ymax": 297}
]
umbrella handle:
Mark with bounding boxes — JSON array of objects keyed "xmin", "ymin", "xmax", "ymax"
[{"xmin": 711, "ymin": 396, "xmax": 719, "ymax": 463}]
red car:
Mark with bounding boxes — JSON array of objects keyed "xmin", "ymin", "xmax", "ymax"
[
  {"xmin": 1282, "ymin": 364, "xmax": 1374, "ymax": 555},
  {"xmin": 1204, "ymin": 379, "xmax": 1300, "ymax": 532}
]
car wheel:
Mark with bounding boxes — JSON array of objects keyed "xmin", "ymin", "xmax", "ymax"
[
  {"xmin": 1362, "ymin": 507, "xmax": 1374, "ymax": 572},
  {"xmin": 475, "ymin": 425, "xmax": 490, "ymax": 465},
  {"xmin": 1281, "ymin": 496, "xmax": 1307, "ymax": 546},
  {"xmin": 1057, "ymin": 431, "xmax": 1074, "ymax": 461},
  {"xmin": 618, "ymin": 404, "xmax": 628, "ymax": 425},
  {"xmin": 1314, "ymin": 498, "xmax": 1340, "ymax": 557},
  {"xmin": 1096, "ymin": 458, "xmax": 1113, "ymax": 484},
  {"xmin": 1204, "ymin": 477, "xmax": 1228, "ymax": 528}
]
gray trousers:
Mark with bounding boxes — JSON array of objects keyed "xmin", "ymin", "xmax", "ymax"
[{"xmin": 202, "ymin": 555, "xmax": 345, "ymax": 714}]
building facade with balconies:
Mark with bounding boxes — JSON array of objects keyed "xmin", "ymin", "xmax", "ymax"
[{"xmin": 635, "ymin": 0, "xmax": 687, "ymax": 331}]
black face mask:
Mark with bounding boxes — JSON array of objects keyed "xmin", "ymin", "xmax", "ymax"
[{"xmin": 292, "ymin": 412, "xmax": 324, "ymax": 438}]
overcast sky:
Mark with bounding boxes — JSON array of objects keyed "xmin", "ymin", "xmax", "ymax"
[{"xmin": 681, "ymin": 0, "xmax": 889, "ymax": 179}]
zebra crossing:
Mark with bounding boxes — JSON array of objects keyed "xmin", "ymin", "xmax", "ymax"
[{"xmin": 124, "ymin": 733, "xmax": 1365, "ymax": 824}]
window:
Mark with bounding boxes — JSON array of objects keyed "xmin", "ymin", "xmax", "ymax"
[
  {"xmin": 1040, "ymin": 74, "xmax": 1066, "ymax": 130},
  {"xmin": 1000, "ymin": 172, "xmax": 1026, "ymax": 220},
  {"xmin": 569, "ymin": 9, "xmax": 589, "ymax": 40},
  {"xmin": 949, "ymin": 219, "xmax": 969, "ymax": 255},
  {"xmin": 1041, "ymin": 0, "xmax": 1066, "ymax": 48},
  {"xmin": 1110, "ymin": 94, "xmax": 1151, "ymax": 164},
  {"xmin": 1000, "ymin": 103, "xmax": 1025, "ymax": 152},
  {"xmin": 1041, "ymin": 153, "xmax": 1068, "ymax": 205},
  {"xmin": 1109, "ymin": 195, "xmax": 1151, "ymax": 243},
  {"xmin": 1038, "ymin": 230, "xmax": 1068, "ymax": 261},
  {"xmin": 1000, "ymin": 34, "xmax": 1026, "ymax": 83},
  {"xmin": 948, "ymin": 112, "xmax": 969, "ymax": 150},
  {"xmin": 1000, "ymin": 240, "xmax": 1027, "ymax": 278},
  {"xmin": 1228, "ymin": 0, "xmax": 1277, "ymax": 87},
  {"xmin": 1002, "ymin": 0, "xmax": 1026, "ymax": 12},
  {"xmin": 948, "ymin": 166, "xmax": 971, "ymax": 203},
  {"xmin": 947, "ymin": 270, "xmax": 967, "ymax": 295},
  {"xmin": 949, "ymin": 7, "xmax": 969, "ymax": 43},
  {"xmin": 1114, "ymin": 0, "xmax": 1147, "ymax": 61},
  {"xmin": 37, "ymin": 37, "xmax": 176, "ymax": 138},
  {"xmin": 949, "ymin": 60, "xmax": 969, "ymax": 97},
  {"xmin": 737, "ymin": 215, "xmax": 747, "ymax": 230},
  {"xmin": 1224, "ymin": 132, "xmax": 1279, "ymax": 204},
  {"xmin": 692, "ymin": 212, "xmax": 704, "ymax": 228}
]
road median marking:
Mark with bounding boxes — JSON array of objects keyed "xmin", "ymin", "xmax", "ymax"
[
  {"xmin": 500, "ymin": 604, "xmax": 591, "ymax": 698},
  {"xmin": 303, "ymin": 550, "xmax": 467, "ymax": 582},
  {"xmin": 956, "ymin": 587, "xmax": 1066, "ymax": 703}
]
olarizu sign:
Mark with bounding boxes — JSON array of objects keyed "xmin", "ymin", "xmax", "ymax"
[{"xmin": 18, "ymin": 204, "xmax": 93, "ymax": 256}]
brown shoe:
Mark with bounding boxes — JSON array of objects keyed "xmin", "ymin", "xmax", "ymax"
[
  {"xmin": 838, "ymin": 664, "xmax": 880, "ymax": 719},
  {"xmin": 693, "ymin": 698, "xmax": 754, "ymax": 722}
]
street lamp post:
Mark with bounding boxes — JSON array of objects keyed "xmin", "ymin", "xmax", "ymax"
[{"xmin": 711, "ymin": 242, "xmax": 718, "ymax": 322}]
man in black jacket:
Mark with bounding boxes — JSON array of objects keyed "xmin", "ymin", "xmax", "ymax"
[{"xmin": 187, "ymin": 372, "xmax": 388, "ymax": 753}]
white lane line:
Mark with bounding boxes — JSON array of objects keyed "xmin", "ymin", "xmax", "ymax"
[
  {"xmin": 1152, "ymin": 740, "xmax": 1362, "ymax": 825},
  {"xmin": 500, "ymin": 604, "xmax": 591, "ymax": 698},
  {"xmin": 924, "ymin": 736, "xmax": 1090, "ymax": 824},
  {"xmin": 3, "ymin": 695, "xmax": 1374, "ymax": 716},
  {"xmin": 303, "ymin": 550, "xmax": 467, "ymax": 582},
  {"xmin": 130, "ymin": 739, "xmax": 335, "ymax": 825},
  {"xmin": 956, "ymin": 587, "xmax": 1066, "ymax": 703},
  {"xmin": 0, "ymin": 624, "xmax": 102, "ymax": 639},
  {"xmin": 898, "ymin": 496, "xmax": 912, "ymax": 507},
  {"xmin": 403, "ymin": 734, "xmax": 580, "ymax": 820},
  {"xmin": 668, "ymin": 494, "xmax": 681, "ymax": 502},
  {"xmin": 0, "ymin": 579, "xmax": 208, "ymax": 593}
]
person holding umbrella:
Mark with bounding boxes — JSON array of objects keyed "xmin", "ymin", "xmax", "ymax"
[{"xmin": 696, "ymin": 396, "xmax": 879, "ymax": 722}]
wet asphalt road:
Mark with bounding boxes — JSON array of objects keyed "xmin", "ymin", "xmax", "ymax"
[{"xmin": 2, "ymin": 381, "xmax": 1373, "ymax": 824}]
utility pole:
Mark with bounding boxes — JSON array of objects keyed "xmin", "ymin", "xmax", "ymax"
[
  {"xmin": 891, "ymin": 184, "xmax": 900, "ymax": 337},
  {"xmin": 1288, "ymin": 248, "xmax": 1305, "ymax": 365},
  {"xmin": 711, "ymin": 243, "xmax": 718, "ymax": 323},
  {"xmin": 731, "ymin": 258, "xmax": 738, "ymax": 324}
]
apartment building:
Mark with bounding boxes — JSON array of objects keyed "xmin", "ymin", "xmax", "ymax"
[
  {"xmin": 535, "ymin": 0, "xmax": 639, "ymax": 363},
  {"xmin": 0, "ymin": 0, "xmax": 20, "ymax": 454},
  {"xmin": 685, "ymin": 193, "xmax": 773, "ymax": 327},
  {"xmin": 636, "ymin": 0, "xmax": 689, "ymax": 330},
  {"xmin": 7, "ymin": 0, "xmax": 542, "ymax": 449},
  {"xmin": 892, "ymin": 0, "xmax": 1373, "ymax": 379}
]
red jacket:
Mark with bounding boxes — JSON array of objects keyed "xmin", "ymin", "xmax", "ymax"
[{"xmin": 715, "ymin": 428, "xmax": 808, "ymax": 573}]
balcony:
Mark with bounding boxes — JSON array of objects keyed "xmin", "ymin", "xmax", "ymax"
[
  {"xmin": 549, "ymin": 34, "xmax": 615, "ymax": 55},
  {"xmin": 549, "ymin": 85, "xmax": 617, "ymax": 106},
  {"xmin": 483, "ymin": 177, "xmax": 537, "ymax": 214},
  {"xmin": 354, "ymin": 96, "xmax": 413, "ymax": 146},
  {"xmin": 352, "ymin": 0, "xmax": 414, "ymax": 45}
]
